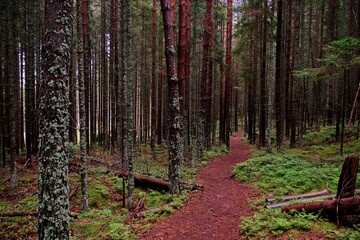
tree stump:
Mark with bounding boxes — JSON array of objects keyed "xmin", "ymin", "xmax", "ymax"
[{"xmin": 336, "ymin": 156, "xmax": 359, "ymax": 199}]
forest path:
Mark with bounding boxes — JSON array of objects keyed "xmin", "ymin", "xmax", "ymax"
[{"xmin": 138, "ymin": 132, "xmax": 255, "ymax": 240}]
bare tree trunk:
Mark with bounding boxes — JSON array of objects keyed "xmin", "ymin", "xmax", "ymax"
[
  {"xmin": 275, "ymin": 0, "xmax": 284, "ymax": 149},
  {"xmin": 198, "ymin": 0, "xmax": 214, "ymax": 157},
  {"xmin": 38, "ymin": 0, "xmax": 71, "ymax": 237},
  {"xmin": 8, "ymin": 1, "xmax": 17, "ymax": 189},
  {"xmin": 121, "ymin": 0, "xmax": 135, "ymax": 209},
  {"xmin": 151, "ymin": 0, "xmax": 157, "ymax": 160},
  {"xmin": 178, "ymin": 0, "xmax": 187, "ymax": 164},
  {"xmin": 184, "ymin": 0, "xmax": 191, "ymax": 157},
  {"xmin": 79, "ymin": 0, "xmax": 88, "ymax": 212},
  {"xmin": 224, "ymin": 0, "xmax": 233, "ymax": 148},
  {"xmin": 259, "ymin": 0, "xmax": 268, "ymax": 148},
  {"xmin": 160, "ymin": 0, "xmax": 184, "ymax": 194}
]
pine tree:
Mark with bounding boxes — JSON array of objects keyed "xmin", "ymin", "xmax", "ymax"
[
  {"xmin": 160, "ymin": 0, "xmax": 184, "ymax": 194},
  {"xmin": 38, "ymin": 0, "xmax": 72, "ymax": 238}
]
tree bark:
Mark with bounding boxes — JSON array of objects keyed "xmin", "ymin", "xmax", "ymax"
[
  {"xmin": 259, "ymin": 0, "xmax": 268, "ymax": 147},
  {"xmin": 151, "ymin": 0, "xmax": 157, "ymax": 160},
  {"xmin": 266, "ymin": 189, "xmax": 330, "ymax": 203},
  {"xmin": 281, "ymin": 196, "xmax": 360, "ymax": 215},
  {"xmin": 160, "ymin": 0, "xmax": 184, "ymax": 194},
  {"xmin": 198, "ymin": 0, "xmax": 214, "ymax": 157},
  {"xmin": 78, "ymin": 0, "xmax": 89, "ymax": 212},
  {"xmin": 224, "ymin": 0, "xmax": 233, "ymax": 148},
  {"xmin": 121, "ymin": 0, "xmax": 135, "ymax": 210},
  {"xmin": 336, "ymin": 156, "xmax": 359, "ymax": 199},
  {"xmin": 275, "ymin": 0, "xmax": 284, "ymax": 149},
  {"xmin": 38, "ymin": 0, "xmax": 71, "ymax": 238}
]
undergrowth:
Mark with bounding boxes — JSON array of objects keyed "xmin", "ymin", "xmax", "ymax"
[
  {"xmin": 235, "ymin": 126, "xmax": 360, "ymax": 239},
  {"xmin": 0, "ymin": 142, "xmax": 227, "ymax": 239}
]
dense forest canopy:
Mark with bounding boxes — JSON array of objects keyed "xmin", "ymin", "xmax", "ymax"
[{"xmin": 0, "ymin": 0, "xmax": 360, "ymax": 238}]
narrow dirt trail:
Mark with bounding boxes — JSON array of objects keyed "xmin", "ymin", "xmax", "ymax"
[{"xmin": 139, "ymin": 132, "xmax": 255, "ymax": 240}]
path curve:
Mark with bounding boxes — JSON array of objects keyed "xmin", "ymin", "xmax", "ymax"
[{"xmin": 139, "ymin": 132, "xmax": 255, "ymax": 240}]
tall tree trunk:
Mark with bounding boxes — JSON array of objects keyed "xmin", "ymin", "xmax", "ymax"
[
  {"xmin": 184, "ymin": 0, "xmax": 191, "ymax": 157},
  {"xmin": 198, "ymin": 0, "xmax": 214, "ymax": 157},
  {"xmin": 78, "ymin": 0, "xmax": 88, "ymax": 212},
  {"xmin": 326, "ymin": 0, "xmax": 335, "ymax": 125},
  {"xmin": 82, "ymin": 0, "xmax": 91, "ymax": 150},
  {"xmin": 285, "ymin": 1, "xmax": 292, "ymax": 139},
  {"xmin": 38, "ymin": 0, "xmax": 71, "ymax": 238},
  {"xmin": 275, "ymin": 0, "xmax": 284, "ymax": 149},
  {"xmin": 224, "ymin": 0, "xmax": 233, "ymax": 148},
  {"xmin": 157, "ymin": 35, "xmax": 164, "ymax": 145},
  {"xmin": 69, "ymin": 0, "xmax": 77, "ymax": 144},
  {"xmin": 259, "ymin": 0, "xmax": 268, "ymax": 148},
  {"xmin": 25, "ymin": 0, "xmax": 37, "ymax": 165},
  {"xmin": 151, "ymin": 0, "xmax": 157, "ymax": 160},
  {"xmin": 101, "ymin": 0, "xmax": 109, "ymax": 149},
  {"xmin": 178, "ymin": 0, "xmax": 187, "ymax": 163},
  {"xmin": 8, "ymin": 1, "xmax": 17, "ymax": 189},
  {"xmin": 160, "ymin": 0, "xmax": 184, "ymax": 194},
  {"xmin": 0, "ymin": 12, "xmax": 4, "ymax": 172},
  {"xmin": 121, "ymin": 0, "xmax": 135, "ymax": 209}
]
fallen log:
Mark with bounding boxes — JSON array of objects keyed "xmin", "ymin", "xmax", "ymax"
[
  {"xmin": 267, "ymin": 189, "xmax": 360, "ymax": 209},
  {"xmin": 134, "ymin": 203, "xmax": 176, "ymax": 218},
  {"xmin": 0, "ymin": 212, "xmax": 37, "ymax": 217},
  {"xmin": 266, "ymin": 189, "xmax": 330, "ymax": 203},
  {"xmin": 118, "ymin": 172, "xmax": 203, "ymax": 191},
  {"xmin": 119, "ymin": 171, "xmax": 170, "ymax": 191},
  {"xmin": 0, "ymin": 211, "xmax": 79, "ymax": 218},
  {"xmin": 281, "ymin": 196, "xmax": 360, "ymax": 215}
]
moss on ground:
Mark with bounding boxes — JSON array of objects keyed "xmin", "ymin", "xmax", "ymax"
[{"xmin": 235, "ymin": 126, "xmax": 360, "ymax": 239}]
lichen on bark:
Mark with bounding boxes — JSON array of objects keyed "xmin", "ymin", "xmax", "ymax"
[{"xmin": 38, "ymin": 1, "xmax": 72, "ymax": 239}]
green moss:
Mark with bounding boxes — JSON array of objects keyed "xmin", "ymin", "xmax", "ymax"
[
  {"xmin": 303, "ymin": 126, "xmax": 336, "ymax": 146},
  {"xmin": 89, "ymin": 167, "xmax": 108, "ymax": 174},
  {"xmin": 146, "ymin": 190, "xmax": 172, "ymax": 208},
  {"xmin": 106, "ymin": 223, "xmax": 136, "ymax": 240},
  {"xmin": 19, "ymin": 177, "xmax": 33, "ymax": 184},
  {"xmin": 240, "ymin": 209, "xmax": 318, "ymax": 238},
  {"xmin": 109, "ymin": 176, "xmax": 123, "ymax": 192},
  {"xmin": 88, "ymin": 183, "xmax": 110, "ymax": 208},
  {"xmin": 18, "ymin": 194, "xmax": 38, "ymax": 212},
  {"xmin": 233, "ymin": 152, "xmax": 340, "ymax": 195}
]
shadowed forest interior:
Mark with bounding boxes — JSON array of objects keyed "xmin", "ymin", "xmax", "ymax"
[{"xmin": 0, "ymin": 0, "xmax": 360, "ymax": 239}]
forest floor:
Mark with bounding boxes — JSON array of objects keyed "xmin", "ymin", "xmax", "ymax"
[
  {"xmin": 138, "ymin": 131, "xmax": 256, "ymax": 240},
  {"xmin": 1, "ymin": 129, "xmax": 358, "ymax": 239}
]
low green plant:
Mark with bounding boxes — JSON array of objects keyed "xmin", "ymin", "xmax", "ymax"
[
  {"xmin": 240, "ymin": 209, "xmax": 320, "ymax": 238},
  {"xmin": 89, "ymin": 166, "xmax": 108, "ymax": 174},
  {"xmin": 87, "ymin": 183, "xmax": 110, "ymax": 208},
  {"xmin": 332, "ymin": 225, "xmax": 360, "ymax": 240},
  {"xmin": 146, "ymin": 190, "xmax": 172, "ymax": 208},
  {"xmin": 109, "ymin": 176, "xmax": 123, "ymax": 192},
  {"xmin": 303, "ymin": 127, "xmax": 336, "ymax": 146},
  {"xmin": 233, "ymin": 153, "xmax": 340, "ymax": 195}
]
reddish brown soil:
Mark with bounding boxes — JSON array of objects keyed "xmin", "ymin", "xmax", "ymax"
[{"xmin": 139, "ymin": 132, "xmax": 255, "ymax": 240}]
